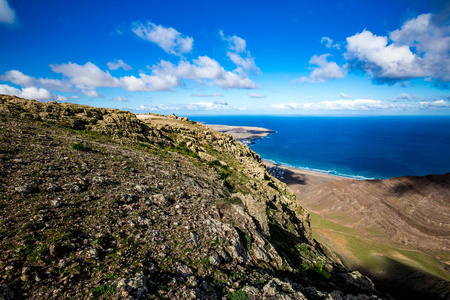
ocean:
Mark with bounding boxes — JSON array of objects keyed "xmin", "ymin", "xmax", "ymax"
[{"xmin": 190, "ymin": 115, "xmax": 450, "ymax": 179}]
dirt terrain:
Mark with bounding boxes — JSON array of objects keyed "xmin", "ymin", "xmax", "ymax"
[{"xmin": 266, "ymin": 163, "xmax": 450, "ymax": 299}]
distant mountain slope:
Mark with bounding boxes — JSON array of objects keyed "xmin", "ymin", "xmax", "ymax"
[
  {"xmin": 0, "ymin": 95, "xmax": 383, "ymax": 299},
  {"xmin": 306, "ymin": 174, "xmax": 450, "ymax": 252},
  {"xmin": 301, "ymin": 173, "xmax": 450, "ymax": 299}
]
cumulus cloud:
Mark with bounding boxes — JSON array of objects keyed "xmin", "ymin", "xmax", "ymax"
[
  {"xmin": 298, "ymin": 54, "xmax": 346, "ymax": 83},
  {"xmin": 51, "ymin": 62, "xmax": 121, "ymax": 90},
  {"xmin": 272, "ymin": 99, "xmax": 392, "ymax": 111},
  {"xmin": 0, "ymin": 84, "xmax": 67, "ymax": 101},
  {"xmin": 214, "ymin": 99, "xmax": 227, "ymax": 105},
  {"xmin": 321, "ymin": 37, "xmax": 340, "ymax": 49},
  {"xmin": 340, "ymin": 93, "xmax": 351, "ymax": 99},
  {"xmin": 0, "ymin": 0, "xmax": 16, "ymax": 24},
  {"xmin": 345, "ymin": 30, "xmax": 425, "ymax": 81},
  {"xmin": 132, "ymin": 21, "xmax": 193, "ymax": 55},
  {"xmin": 111, "ymin": 96, "xmax": 129, "ymax": 102},
  {"xmin": 220, "ymin": 30, "xmax": 247, "ymax": 53},
  {"xmin": 107, "ymin": 59, "xmax": 132, "ymax": 71},
  {"xmin": 345, "ymin": 13, "xmax": 450, "ymax": 84},
  {"xmin": 248, "ymin": 92, "xmax": 266, "ymax": 98},
  {"xmin": 191, "ymin": 93, "xmax": 223, "ymax": 97},
  {"xmin": 48, "ymin": 57, "xmax": 256, "ymax": 94},
  {"xmin": 419, "ymin": 100, "xmax": 450, "ymax": 109},
  {"xmin": 82, "ymin": 90, "xmax": 100, "ymax": 97},
  {"xmin": 131, "ymin": 100, "xmax": 235, "ymax": 112},
  {"xmin": 220, "ymin": 31, "xmax": 261, "ymax": 76},
  {"xmin": 150, "ymin": 56, "xmax": 256, "ymax": 89},
  {"xmin": 272, "ymin": 98, "xmax": 450, "ymax": 111},
  {"xmin": 0, "ymin": 70, "xmax": 73, "ymax": 92}
]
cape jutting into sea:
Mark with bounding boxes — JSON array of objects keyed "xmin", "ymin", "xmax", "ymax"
[{"xmin": 191, "ymin": 115, "xmax": 450, "ymax": 180}]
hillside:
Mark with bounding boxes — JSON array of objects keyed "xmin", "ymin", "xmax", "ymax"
[
  {"xmin": 0, "ymin": 95, "xmax": 382, "ymax": 299},
  {"xmin": 289, "ymin": 170, "xmax": 450, "ymax": 299}
]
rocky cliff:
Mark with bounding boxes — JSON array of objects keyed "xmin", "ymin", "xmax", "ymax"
[{"xmin": 0, "ymin": 95, "xmax": 382, "ymax": 299}]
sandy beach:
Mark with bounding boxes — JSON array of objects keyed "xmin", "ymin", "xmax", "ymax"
[{"xmin": 263, "ymin": 160, "xmax": 349, "ymax": 199}]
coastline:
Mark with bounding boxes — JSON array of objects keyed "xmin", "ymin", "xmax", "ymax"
[
  {"xmin": 201, "ymin": 121, "xmax": 361, "ymax": 184},
  {"xmin": 262, "ymin": 160, "xmax": 350, "ymax": 199}
]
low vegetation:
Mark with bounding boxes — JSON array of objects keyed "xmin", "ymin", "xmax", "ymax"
[{"xmin": 0, "ymin": 95, "xmax": 383, "ymax": 299}]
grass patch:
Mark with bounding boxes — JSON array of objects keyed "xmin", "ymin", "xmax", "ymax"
[
  {"xmin": 227, "ymin": 289, "xmax": 248, "ymax": 300},
  {"xmin": 309, "ymin": 212, "xmax": 450, "ymax": 281},
  {"xmin": 89, "ymin": 283, "xmax": 117, "ymax": 297},
  {"xmin": 72, "ymin": 143, "xmax": 92, "ymax": 151}
]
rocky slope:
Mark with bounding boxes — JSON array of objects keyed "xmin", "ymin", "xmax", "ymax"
[{"xmin": 0, "ymin": 95, "xmax": 383, "ymax": 299}]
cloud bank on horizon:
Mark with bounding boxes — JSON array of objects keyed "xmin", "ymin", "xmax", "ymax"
[{"xmin": 0, "ymin": 0, "xmax": 449, "ymax": 114}]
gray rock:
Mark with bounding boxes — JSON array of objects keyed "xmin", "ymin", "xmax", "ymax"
[
  {"xmin": 86, "ymin": 248, "xmax": 98, "ymax": 258},
  {"xmin": 51, "ymin": 198, "xmax": 62, "ymax": 207},
  {"xmin": 63, "ymin": 183, "xmax": 83, "ymax": 192},
  {"xmin": 4, "ymin": 266, "xmax": 14, "ymax": 272},
  {"xmin": 135, "ymin": 184, "xmax": 151, "ymax": 193},
  {"xmin": 121, "ymin": 193, "xmax": 134, "ymax": 203},
  {"xmin": 92, "ymin": 176, "xmax": 117, "ymax": 186},
  {"xmin": 46, "ymin": 183, "xmax": 61, "ymax": 192},
  {"xmin": 340, "ymin": 271, "xmax": 375, "ymax": 291},
  {"xmin": 177, "ymin": 263, "xmax": 193, "ymax": 277},
  {"xmin": 198, "ymin": 151, "xmax": 217, "ymax": 162},
  {"xmin": 153, "ymin": 194, "xmax": 170, "ymax": 206},
  {"xmin": 187, "ymin": 276, "xmax": 198, "ymax": 287},
  {"xmin": 117, "ymin": 273, "xmax": 148, "ymax": 298},
  {"xmin": 15, "ymin": 184, "xmax": 34, "ymax": 194},
  {"xmin": 57, "ymin": 259, "xmax": 66, "ymax": 268},
  {"xmin": 209, "ymin": 253, "xmax": 221, "ymax": 266}
]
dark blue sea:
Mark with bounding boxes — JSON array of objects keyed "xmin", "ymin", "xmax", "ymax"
[{"xmin": 189, "ymin": 116, "xmax": 450, "ymax": 179}]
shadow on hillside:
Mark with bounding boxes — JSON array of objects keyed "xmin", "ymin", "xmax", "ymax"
[
  {"xmin": 357, "ymin": 256, "xmax": 449, "ymax": 300},
  {"xmin": 282, "ymin": 168, "xmax": 307, "ymax": 185}
]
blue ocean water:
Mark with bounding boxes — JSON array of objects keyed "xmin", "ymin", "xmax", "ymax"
[{"xmin": 190, "ymin": 115, "xmax": 450, "ymax": 179}]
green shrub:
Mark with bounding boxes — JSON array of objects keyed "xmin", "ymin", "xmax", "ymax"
[
  {"xmin": 228, "ymin": 289, "xmax": 249, "ymax": 300},
  {"xmin": 89, "ymin": 283, "xmax": 116, "ymax": 297},
  {"xmin": 72, "ymin": 143, "xmax": 91, "ymax": 151}
]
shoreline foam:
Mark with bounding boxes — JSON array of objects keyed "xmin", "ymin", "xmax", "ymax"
[{"xmin": 261, "ymin": 158, "xmax": 373, "ymax": 180}]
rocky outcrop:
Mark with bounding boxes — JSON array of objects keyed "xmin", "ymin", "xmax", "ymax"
[{"xmin": 0, "ymin": 95, "xmax": 383, "ymax": 299}]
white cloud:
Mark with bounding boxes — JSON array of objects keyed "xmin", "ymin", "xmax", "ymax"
[
  {"xmin": 150, "ymin": 56, "xmax": 256, "ymax": 89},
  {"xmin": 272, "ymin": 99, "xmax": 392, "ymax": 111},
  {"xmin": 419, "ymin": 100, "xmax": 450, "ymax": 109},
  {"xmin": 227, "ymin": 52, "xmax": 260, "ymax": 75},
  {"xmin": 340, "ymin": 93, "xmax": 351, "ymax": 99},
  {"xmin": 51, "ymin": 62, "xmax": 120, "ymax": 90},
  {"xmin": 214, "ymin": 99, "xmax": 227, "ymax": 105},
  {"xmin": 82, "ymin": 90, "xmax": 100, "ymax": 97},
  {"xmin": 220, "ymin": 30, "xmax": 247, "ymax": 53},
  {"xmin": 50, "ymin": 57, "xmax": 256, "ymax": 94},
  {"xmin": 0, "ymin": 84, "xmax": 67, "ymax": 101},
  {"xmin": 299, "ymin": 54, "xmax": 346, "ymax": 83},
  {"xmin": 0, "ymin": 0, "xmax": 16, "ymax": 24},
  {"xmin": 220, "ymin": 31, "xmax": 261, "ymax": 77},
  {"xmin": 0, "ymin": 70, "xmax": 73, "ymax": 92},
  {"xmin": 321, "ymin": 37, "xmax": 340, "ymax": 49},
  {"xmin": 111, "ymin": 96, "xmax": 129, "ymax": 102},
  {"xmin": 130, "ymin": 100, "xmax": 235, "ymax": 112},
  {"xmin": 191, "ymin": 93, "xmax": 223, "ymax": 97},
  {"xmin": 132, "ymin": 21, "xmax": 193, "ymax": 55},
  {"xmin": 345, "ymin": 30, "xmax": 425, "ymax": 80},
  {"xmin": 248, "ymin": 92, "xmax": 266, "ymax": 98},
  {"xmin": 345, "ymin": 14, "xmax": 450, "ymax": 84},
  {"xmin": 395, "ymin": 93, "xmax": 414, "ymax": 101},
  {"xmin": 107, "ymin": 59, "xmax": 132, "ymax": 71}
]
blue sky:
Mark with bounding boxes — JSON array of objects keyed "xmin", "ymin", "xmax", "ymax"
[{"xmin": 0, "ymin": 0, "xmax": 449, "ymax": 115}]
